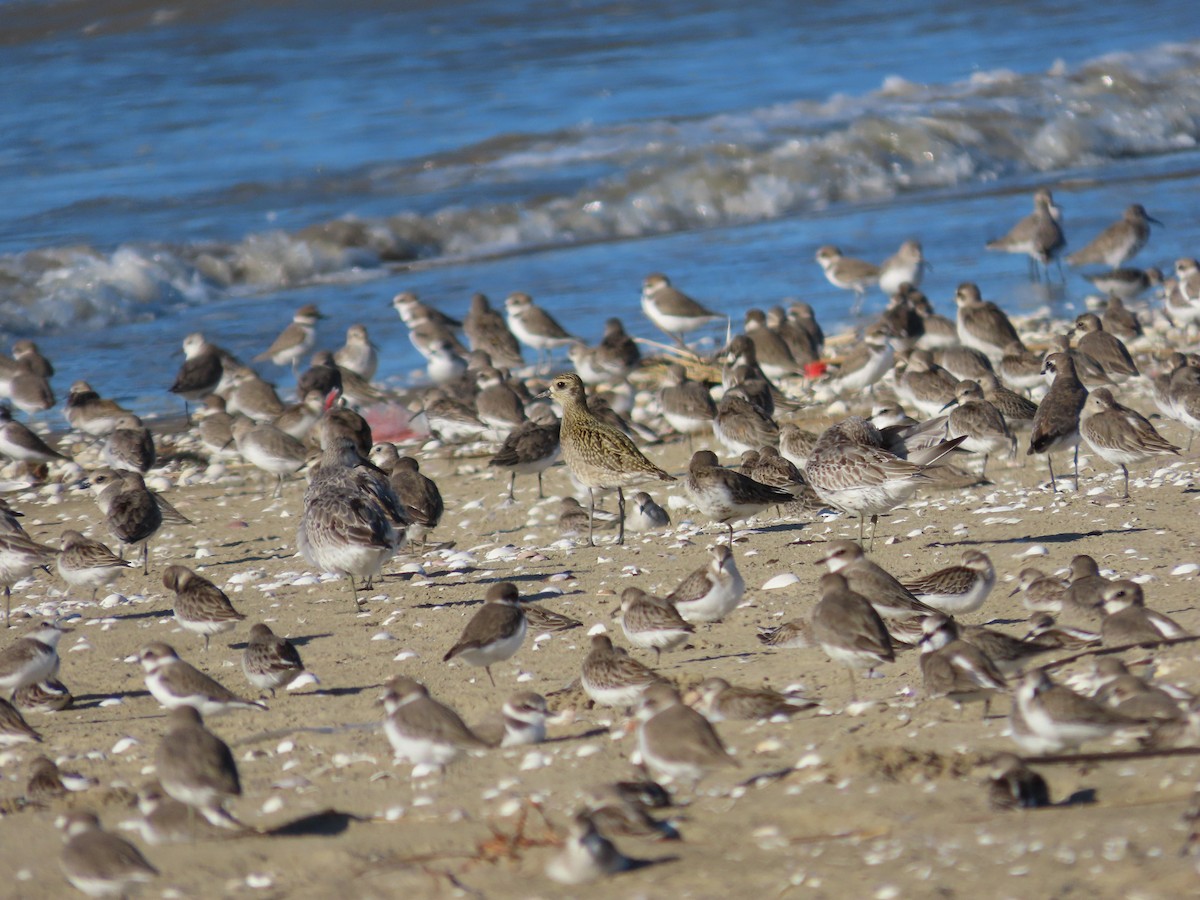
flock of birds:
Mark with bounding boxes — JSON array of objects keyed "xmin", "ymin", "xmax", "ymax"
[{"xmin": 2, "ymin": 188, "xmax": 1200, "ymax": 893}]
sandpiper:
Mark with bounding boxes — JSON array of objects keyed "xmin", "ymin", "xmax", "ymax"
[
  {"xmin": 1087, "ymin": 267, "xmax": 1162, "ymax": 306},
  {"xmin": 878, "ymin": 238, "xmax": 926, "ymax": 297},
  {"xmin": 380, "ymin": 675, "xmax": 489, "ymax": 775},
  {"xmin": 544, "ymin": 373, "xmax": 674, "ymax": 545},
  {"xmin": 626, "ymin": 491, "xmax": 670, "ymax": 532},
  {"xmin": 618, "ymin": 587, "xmax": 693, "ymax": 663},
  {"xmin": 685, "ymin": 449, "xmax": 791, "ymax": 542},
  {"xmin": 488, "ymin": 407, "xmax": 560, "ymax": 501},
  {"xmin": 580, "ymin": 634, "xmax": 664, "ymax": 708},
  {"xmin": 658, "ymin": 364, "xmax": 716, "ymax": 443},
  {"xmin": 1021, "ymin": 613, "xmax": 1100, "ymax": 650},
  {"xmin": 0, "ymin": 531, "xmax": 59, "ymax": 625},
  {"xmin": 253, "ymin": 303, "xmax": 323, "ymax": 371},
  {"xmin": 581, "ymin": 783, "xmax": 678, "ymax": 841},
  {"xmin": 369, "ymin": 443, "xmax": 444, "ymax": 545},
  {"xmin": 1013, "ymin": 668, "xmax": 1144, "ymax": 753},
  {"xmin": 943, "ymin": 380, "xmax": 1017, "ymax": 477},
  {"xmin": 505, "ymin": 292, "xmax": 575, "ymax": 371},
  {"xmin": 687, "ymin": 676, "xmax": 816, "ymax": 722},
  {"xmin": 1009, "ymin": 567, "xmax": 1069, "ymax": 614},
  {"xmin": 635, "ymin": 682, "xmax": 737, "ymax": 787},
  {"xmin": 811, "ymin": 572, "xmax": 894, "ymax": 699},
  {"xmin": 58, "ymin": 811, "xmax": 158, "ymax": 898},
  {"xmin": 169, "ymin": 332, "xmax": 224, "ymax": 418},
  {"xmin": 986, "ymin": 187, "xmax": 1065, "ymax": 281},
  {"xmin": 0, "ymin": 404, "xmax": 69, "ymax": 465},
  {"xmin": 88, "ymin": 468, "xmax": 162, "ymax": 574},
  {"xmin": 712, "ymin": 390, "xmax": 779, "ymax": 457},
  {"xmin": 815, "ymin": 245, "xmax": 879, "ymax": 313},
  {"xmin": 0, "ymin": 620, "xmax": 66, "ymax": 694},
  {"xmin": 0, "ymin": 696, "xmax": 41, "ymax": 746},
  {"xmin": 666, "ymin": 544, "xmax": 744, "ymax": 623},
  {"xmin": 242, "ymin": 623, "xmax": 308, "ymax": 697},
  {"xmin": 162, "ymin": 565, "xmax": 245, "ymax": 652},
  {"xmin": 64, "ymin": 381, "xmax": 131, "ymax": 438},
  {"xmin": 1067, "ymin": 203, "xmax": 1160, "ymax": 268},
  {"xmin": 463, "ymin": 293, "xmax": 524, "ymax": 369},
  {"xmin": 1100, "ymin": 580, "xmax": 1188, "ymax": 646},
  {"xmin": 640, "ymin": 272, "xmax": 722, "ymax": 345},
  {"xmin": 139, "ymin": 642, "xmax": 266, "ymax": 715},
  {"xmin": 155, "ymin": 706, "xmax": 244, "ymax": 829},
  {"xmin": 1080, "ymin": 388, "xmax": 1178, "ymax": 497},
  {"xmin": 332, "ymin": 323, "xmax": 379, "ymax": 380},
  {"xmin": 825, "ymin": 329, "xmax": 894, "ymax": 396},
  {"xmin": 903, "ymin": 550, "xmax": 995, "ymax": 616},
  {"xmin": 545, "ymin": 812, "xmax": 638, "ymax": 885},
  {"xmin": 123, "ymin": 781, "xmax": 228, "ymax": 845},
  {"xmin": 1028, "ymin": 352, "xmax": 1088, "ymax": 491},
  {"xmin": 818, "ymin": 539, "xmax": 937, "ymax": 620},
  {"xmin": 443, "ymin": 582, "xmax": 527, "ymax": 686},
  {"xmin": 978, "ymin": 372, "xmax": 1038, "ymax": 429},
  {"xmin": 894, "ymin": 349, "xmax": 958, "ymax": 419},
  {"xmin": 985, "ymin": 753, "xmax": 1051, "ymax": 810},
  {"xmin": 28, "ymin": 755, "xmax": 94, "ymax": 802},
  {"xmin": 102, "ymin": 414, "xmax": 156, "ymax": 474},
  {"xmin": 756, "ymin": 618, "xmax": 814, "ymax": 649},
  {"xmin": 1075, "ymin": 313, "xmax": 1138, "ymax": 380},
  {"xmin": 744, "ymin": 309, "xmax": 803, "ymax": 379},
  {"xmin": 918, "ymin": 613, "xmax": 1007, "ymax": 716},
  {"xmin": 13, "ymin": 677, "xmax": 72, "ymax": 713},
  {"xmin": 231, "ymin": 417, "xmax": 307, "ymax": 498},
  {"xmin": 474, "ymin": 691, "xmax": 552, "ymax": 748},
  {"xmin": 954, "ymin": 282, "xmax": 1023, "ymax": 362}
]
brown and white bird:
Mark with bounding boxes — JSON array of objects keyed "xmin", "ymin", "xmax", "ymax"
[
  {"xmin": 545, "ymin": 811, "xmax": 639, "ymax": 885},
  {"xmin": 1079, "ymin": 388, "xmax": 1178, "ymax": 497},
  {"xmin": 463, "ymin": 293, "xmax": 524, "ymax": 370},
  {"xmin": 368, "ymin": 443, "xmax": 444, "ymax": 545},
  {"xmin": 685, "ymin": 449, "xmax": 791, "ymax": 543},
  {"xmin": 0, "ymin": 696, "xmax": 42, "ymax": 746},
  {"xmin": 58, "ymin": 811, "xmax": 158, "ymax": 898},
  {"xmin": 666, "ymin": 544, "xmax": 745, "ymax": 624},
  {"xmin": 815, "ymin": 245, "xmax": 879, "ymax": 313},
  {"xmin": 505, "ymin": 292, "xmax": 576, "ymax": 371},
  {"xmin": 687, "ymin": 676, "xmax": 816, "ymax": 723},
  {"xmin": 253, "ymin": 303, "xmax": 323, "ymax": 370},
  {"xmin": 169, "ymin": 332, "xmax": 224, "ymax": 418},
  {"xmin": 0, "ymin": 530, "xmax": 59, "ymax": 625},
  {"xmin": 618, "ymin": 587, "xmax": 693, "ymax": 663},
  {"xmin": 242, "ymin": 623, "xmax": 308, "ymax": 697},
  {"xmin": 380, "ymin": 675, "xmax": 489, "ymax": 775},
  {"xmin": 811, "ymin": 572, "xmax": 894, "ymax": 700},
  {"xmin": 442, "ymin": 582, "xmax": 527, "ymax": 686},
  {"xmin": 953, "ymin": 282, "xmax": 1023, "ymax": 362},
  {"xmin": 1074, "ymin": 313, "xmax": 1138, "ymax": 380},
  {"xmin": 139, "ymin": 642, "xmax": 266, "ymax": 716},
  {"xmin": 161, "ymin": 565, "xmax": 245, "ymax": 652},
  {"xmin": 918, "ymin": 613, "xmax": 1007, "ymax": 716},
  {"xmin": 0, "ymin": 404, "xmax": 69, "ymax": 465},
  {"xmin": 903, "ymin": 550, "xmax": 996, "ymax": 616},
  {"xmin": 581, "ymin": 634, "xmax": 664, "ymax": 709},
  {"xmin": 155, "ymin": 706, "xmax": 244, "ymax": 829},
  {"xmin": 1100, "ymin": 580, "xmax": 1189, "ymax": 646},
  {"xmin": 487, "ymin": 409, "xmax": 561, "ymax": 501},
  {"xmin": 1028, "ymin": 352, "xmax": 1088, "ymax": 492},
  {"xmin": 985, "ymin": 187, "xmax": 1065, "ymax": 281},
  {"xmin": 87, "ymin": 468, "xmax": 164, "ymax": 575},
  {"xmin": 985, "ymin": 753, "xmax": 1051, "ymax": 810},
  {"xmin": 635, "ymin": 682, "xmax": 738, "ymax": 787},
  {"xmin": 0, "ymin": 620, "xmax": 67, "ymax": 695},
  {"xmin": 1066, "ymin": 203, "xmax": 1160, "ymax": 268},
  {"xmin": 56, "ymin": 530, "xmax": 131, "ymax": 601},
  {"xmin": 332, "ymin": 323, "xmax": 379, "ymax": 380},
  {"xmin": 640, "ymin": 272, "xmax": 722, "ymax": 345}
]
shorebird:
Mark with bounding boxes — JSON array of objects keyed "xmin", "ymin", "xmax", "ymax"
[
  {"xmin": 1013, "ymin": 668, "xmax": 1144, "ymax": 753},
  {"xmin": 1074, "ymin": 313, "xmax": 1138, "ymax": 380},
  {"xmin": 0, "ymin": 404, "xmax": 69, "ymax": 465},
  {"xmin": 825, "ymin": 329, "xmax": 894, "ymax": 395},
  {"xmin": 744, "ymin": 309, "xmax": 803, "ymax": 380},
  {"xmin": 640, "ymin": 272, "xmax": 722, "ymax": 345},
  {"xmin": 369, "ymin": 443, "xmax": 444, "ymax": 545},
  {"xmin": 1028, "ymin": 352, "xmax": 1088, "ymax": 491},
  {"xmin": 1079, "ymin": 388, "xmax": 1178, "ymax": 497},
  {"xmin": 505, "ymin": 292, "xmax": 576, "ymax": 371},
  {"xmin": 123, "ymin": 781, "xmax": 228, "ymax": 845},
  {"xmin": 102, "ymin": 414, "xmax": 156, "ymax": 474},
  {"xmin": 985, "ymin": 753, "xmax": 1051, "ymax": 810},
  {"xmin": 139, "ymin": 642, "xmax": 266, "ymax": 715},
  {"xmin": 380, "ymin": 675, "xmax": 489, "ymax": 775},
  {"xmin": 815, "ymin": 245, "xmax": 879, "ymax": 313},
  {"xmin": 1067, "ymin": 203, "xmax": 1160, "ymax": 268},
  {"xmin": 1100, "ymin": 580, "xmax": 1188, "ymax": 646},
  {"xmin": 391, "ymin": 290, "xmax": 462, "ymax": 332},
  {"xmin": 618, "ymin": 587, "xmax": 693, "ymax": 663},
  {"xmin": 0, "ymin": 530, "xmax": 59, "ymax": 625},
  {"xmin": 918, "ymin": 613, "xmax": 1007, "ymax": 716},
  {"xmin": 488, "ymin": 409, "xmax": 560, "ymax": 500},
  {"xmin": 253, "ymin": 303, "xmax": 323, "ymax": 371},
  {"xmin": 64, "ymin": 381, "xmax": 132, "ymax": 438},
  {"xmin": 58, "ymin": 811, "xmax": 158, "ymax": 898},
  {"xmin": 1086, "ymin": 267, "xmax": 1162, "ymax": 306},
  {"xmin": 635, "ymin": 682, "xmax": 738, "ymax": 787},
  {"xmin": 626, "ymin": 491, "xmax": 670, "ymax": 532},
  {"xmin": 1008, "ymin": 567, "xmax": 1069, "ymax": 614},
  {"xmin": 580, "ymin": 634, "xmax": 664, "ymax": 708},
  {"xmin": 224, "ymin": 366, "xmax": 286, "ymax": 422},
  {"xmin": 687, "ymin": 676, "xmax": 816, "ymax": 722},
  {"xmin": 473, "ymin": 691, "xmax": 552, "ymax": 748},
  {"xmin": 332, "ymin": 323, "xmax": 379, "ymax": 380},
  {"xmin": 169, "ymin": 332, "xmax": 223, "ymax": 419},
  {"xmin": 666, "ymin": 544, "xmax": 744, "ymax": 623},
  {"xmin": 13, "ymin": 677, "xmax": 72, "ymax": 713},
  {"xmin": 155, "ymin": 706, "xmax": 244, "ymax": 829},
  {"xmin": 570, "ymin": 317, "xmax": 642, "ymax": 385},
  {"xmin": 242, "ymin": 623, "xmax": 308, "ymax": 697},
  {"xmin": 464, "ymin": 293, "xmax": 524, "ymax": 370},
  {"xmin": 712, "ymin": 390, "xmax": 779, "ymax": 457},
  {"xmin": 544, "ymin": 373, "xmax": 674, "ymax": 545},
  {"xmin": 443, "ymin": 582, "xmax": 527, "ymax": 686},
  {"xmin": 903, "ymin": 550, "xmax": 995, "ymax": 616},
  {"xmin": 0, "ymin": 696, "xmax": 41, "ymax": 746},
  {"xmin": 545, "ymin": 811, "xmax": 638, "ymax": 885},
  {"xmin": 954, "ymin": 282, "xmax": 1023, "ymax": 362},
  {"xmin": 818, "ymin": 539, "xmax": 937, "ymax": 621},
  {"xmin": 297, "ymin": 429, "xmax": 406, "ymax": 604},
  {"xmin": 162, "ymin": 565, "xmax": 245, "ymax": 652},
  {"xmin": 986, "ymin": 187, "xmax": 1065, "ymax": 281},
  {"xmin": 28, "ymin": 755, "xmax": 94, "ymax": 802},
  {"xmin": 895, "ymin": 349, "xmax": 958, "ymax": 419},
  {"xmin": 942, "ymin": 380, "xmax": 1017, "ymax": 477},
  {"xmin": 0, "ymin": 620, "xmax": 66, "ymax": 694},
  {"xmin": 685, "ymin": 450, "xmax": 791, "ymax": 542},
  {"xmin": 580, "ymin": 783, "xmax": 678, "ymax": 842},
  {"xmin": 231, "ymin": 418, "xmax": 307, "ymax": 498},
  {"xmin": 658, "ymin": 364, "xmax": 716, "ymax": 443},
  {"xmin": 978, "ymin": 372, "xmax": 1038, "ymax": 429},
  {"xmin": 756, "ymin": 618, "xmax": 814, "ymax": 649},
  {"xmin": 804, "ymin": 416, "xmax": 965, "ymax": 547},
  {"xmin": 878, "ymin": 238, "xmax": 927, "ymax": 297},
  {"xmin": 811, "ymin": 572, "xmax": 894, "ymax": 700}
]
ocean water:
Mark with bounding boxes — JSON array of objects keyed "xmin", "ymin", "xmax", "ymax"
[{"xmin": 3, "ymin": 0, "xmax": 1200, "ymax": 416}]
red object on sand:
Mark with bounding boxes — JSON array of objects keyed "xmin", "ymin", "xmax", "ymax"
[
  {"xmin": 804, "ymin": 361, "xmax": 828, "ymax": 378},
  {"xmin": 363, "ymin": 404, "xmax": 425, "ymax": 443}
]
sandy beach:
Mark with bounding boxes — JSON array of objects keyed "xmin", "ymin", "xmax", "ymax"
[{"xmin": 0, "ymin": 367, "xmax": 1198, "ymax": 899}]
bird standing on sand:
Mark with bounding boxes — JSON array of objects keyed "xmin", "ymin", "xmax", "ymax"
[
  {"xmin": 685, "ymin": 450, "xmax": 792, "ymax": 543},
  {"xmin": 1028, "ymin": 352, "xmax": 1088, "ymax": 492},
  {"xmin": 1080, "ymin": 388, "xmax": 1178, "ymax": 498},
  {"xmin": 58, "ymin": 811, "xmax": 158, "ymax": 898},
  {"xmin": 442, "ymin": 582, "xmax": 527, "ymax": 686},
  {"xmin": 254, "ymin": 304, "xmax": 323, "ymax": 371},
  {"xmin": 543, "ymin": 373, "xmax": 674, "ymax": 545}
]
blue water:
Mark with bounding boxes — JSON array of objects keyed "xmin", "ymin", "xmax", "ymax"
[{"xmin": 3, "ymin": 0, "xmax": 1200, "ymax": 414}]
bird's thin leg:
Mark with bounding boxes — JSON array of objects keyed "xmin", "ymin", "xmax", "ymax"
[
  {"xmin": 1072, "ymin": 445, "xmax": 1080, "ymax": 487},
  {"xmin": 1047, "ymin": 455, "xmax": 1058, "ymax": 493},
  {"xmin": 507, "ymin": 473, "xmax": 516, "ymax": 502},
  {"xmin": 485, "ymin": 666, "xmax": 496, "ymax": 688},
  {"xmin": 1121, "ymin": 464, "xmax": 1130, "ymax": 500},
  {"xmin": 587, "ymin": 489, "xmax": 596, "ymax": 547},
  {"xmin": 616, "ymin": 487, "xmax": 625, "ymax": 546},
  {"xmin": 536, "ymin": 471, "xmax": 545, "ymax": 500}
]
